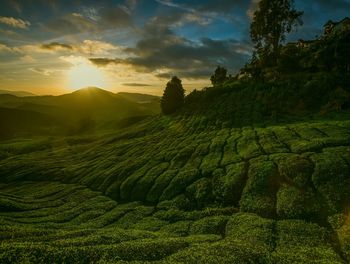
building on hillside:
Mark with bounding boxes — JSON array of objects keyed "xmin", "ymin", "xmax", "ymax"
[
  {"xmin": 237, "ymin": 69, "xmax": 252, "ymax": 80},
  {"xmin": 324, "ymin": 17, "xmax": 350, "ymax": 36},
  {"xmin": 324, "ymin": 20, "xmax": 336, "ymax": 35},
  {"xmin": 297, "ymin": 39, "xmax": 314, "ymax": 49},
  {"xmin": 285, "ymin": 39, "xmax": 314, "ymax": 50}
]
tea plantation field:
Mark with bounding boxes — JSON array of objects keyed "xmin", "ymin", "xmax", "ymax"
[{"xmin": 1, "ymin": 115, "xmax": 350, "ymax": 263}]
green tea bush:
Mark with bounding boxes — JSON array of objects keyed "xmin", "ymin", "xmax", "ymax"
[
  {"xmin": 186, "ymin": 178, "xmax": 212, "ymax": 208},
  {"xmin": 146, "ymin": 169, "xmax": 179, "ymax": 204},
  {"xmin": 270, "ymin": 219, "xmax": 342, "ymax": 263},
  {"xmin": 237, "ymin": 128, "xmax": 263, "ymax": 159},
  {"xmin": 189, "ymin": 216, "xmax": 228, "ymax": 236},
  {"xmin": 311, "ymin": 152, "xmax": 350, "ymax": 214},
  {"xmin": 130, "ymin": 162, "xmax": 169, "ymax": 201},
  {"xmin": 160, "ymin": 169, "xmax": 200, "ymax": 201},
  {"xmin": 276, "ymin": 185, "xmax": 321, "ymax": 220},
  {"xmin": 212, "ymin": 162, "xmax": 247, "ymax": 206},
  {"xmin": 225, "ymin": 213, "xmax": 275, "ymax": 255},
  {"xmin": 159, "ymin": 221, "xmax": 192, "ymax": 236},
  {"xmin": 239, "ymin": 159, "xmax": 279, "ymax": 217}
]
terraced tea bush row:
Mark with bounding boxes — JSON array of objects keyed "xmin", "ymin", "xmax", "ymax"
[
  {"xmin": 1, "ymin": 120, "xmax": 350, "ymax": 219},
  {"xmin": 1, "ymin": 119, "xmax": 350, "ymax": 262}
]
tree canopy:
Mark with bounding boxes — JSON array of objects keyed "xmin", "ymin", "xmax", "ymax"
[
  {"xmin": 161, "ymin": 76, "xmax": 185, "ymax": 115},
  {"xmin": 210, "ymin": 66, "xmax": 228, "ymax": 86},
  {"xmin": 250, "ymin": 0, "xmax": 303, "ymax": 65}
]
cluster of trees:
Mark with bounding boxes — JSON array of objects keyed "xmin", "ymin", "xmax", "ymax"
[
  {"xmin": 160, "ymin": 69, "xmax": 230, "ymax": 115},
  {"xmin": 250, "ymin": 0, "xmax": 303, "ymax": 67},
  {"xmin": 160, "ymin": 0, "xmax": 349, "ymax": 115},
  {"xmin": 160, "ymin": 0, "xmax": 302, "ymax": 114}
]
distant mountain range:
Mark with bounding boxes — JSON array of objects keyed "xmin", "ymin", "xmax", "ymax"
[
  {"xmin": 0, "ymin": 89, "xmax": 36, "ymax": 97},
  {"xmin": 0, "ymin": 87, "xmax": 160, "ymax": 139}
]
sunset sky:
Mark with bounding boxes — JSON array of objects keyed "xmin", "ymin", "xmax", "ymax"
[{"xmin": 0, "ymin": 0, "xmax": 349, "ymax": 95}]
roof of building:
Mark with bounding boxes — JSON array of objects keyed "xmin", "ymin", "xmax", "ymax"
[
  {"xmin": 324, "ymin": 17, "xmax": 350, "ymax": 27},
  {"xmin": 297, "ymin": 39, "xmax": 315, "ymax": 44},
  {"xmin": 324, "ymin": 20, "xmax": 335, "ymax": 27},
  {"xmin": 340, "ymin": 17, "xmax": 350, "ymax": 23}
]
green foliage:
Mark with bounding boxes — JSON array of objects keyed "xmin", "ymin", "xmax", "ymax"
[
  {"xmin": 162, "ymin": 238, "xmax": 262, "ymax": 263},
  {"xmin": 278, "ymin": 43, "xmax": 302, "ymax": 72},
  {"xmin": 1, "ymin": 104, "xmax": 350, "ymax": 262},
  {"xmin": 212, "ymin": 163, "xmax": 247, "ymax": 206},
  {"xmin": 186, "ymin": 178, "xmax": 212, "ymax": 208},
  {"xmin": 276, "ymin": 185, "xmax": 321, "ymax": 220},
  {"xmin": 159, "ymin": 220, "xmax": 192, "ymax": 236},
  {"xmin": 310, "ymin": 152, "xmax": 350, "ymax": 214},
  {"xmin": 240, "ymin": 158, "xmax": 279, "ymax": 217},
  {"xmin": 160, "ymin": 76, "xmax": 185, "ymax": 115},
  {"xmin": 225, "ymin": 213, "xmax": 275, "ymax": 255},
  {"xmin": 270, "ymin": 220, "xmax": 343, "ymax": 263},
  {"xmin": 160, "ymin": 169, "xmax": 200, "ymax": 201},
  {"xmin": 250, "ymin": 0, "xmax": 303, "ymax": 64},
  {"xmin": 183, "ymin": 72, "xmax": 350, "ymax": 125},
  {"xmin": 146, "ymin": 169, "xmax": 179, "ymax": 204},
  {"xmin": 210, "ymin": 66, "xmax": 228, "ymax": 86},
  {"xmin": 189, "ymin": 216, "xmax": 228, "ymax": 236},
  {"xmin": 335, "ymin": 213, "xmax": 350, "ymax": 262}
]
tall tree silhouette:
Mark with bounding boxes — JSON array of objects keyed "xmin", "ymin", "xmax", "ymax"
[
  {"xmin": 250, "ymin": 0, "xmax": 303, "ymax": 65},
  {"xmin": 161, "ymin": 76, "xmax": 185, "ymax": 115},
  {"xmin": 210, "ymin": 66, "xmax": 228, "ymax": 86}
]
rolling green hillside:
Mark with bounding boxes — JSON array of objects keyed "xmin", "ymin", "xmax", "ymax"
[
  {"xmin": 0, "ymin": 107, "xmax": 57, "ymax": 139},
  {"xmin": 1, "ymin": 111, "xmax": 350, "ymax": 263},
  {"xmin": 1, "ymin": 32, "xmax": 350, "ymax": 263},
  {"xmin": 0, "ymin": 87, "xmax": 160, "ymax": 139}
]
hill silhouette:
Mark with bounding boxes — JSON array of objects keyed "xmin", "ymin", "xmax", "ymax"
[
  {"xmin": 0, "ymin": 87, "xmax": 160, "ymax": 139},
  {"xmin": 0, "ymin": 89, "xmax": 36, "ymax": 97}
]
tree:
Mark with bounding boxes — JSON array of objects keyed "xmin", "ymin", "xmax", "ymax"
[
  {"xmin": 210, "ymin": 66, "xmax": 228, "ymax": 86},
  {"xmin": 161, "ymin": 76, "xmax": 185, "ymax": 115},
  {"xmin": 250, "ymin": 0, "xmax": 303, "ymax": 65}
]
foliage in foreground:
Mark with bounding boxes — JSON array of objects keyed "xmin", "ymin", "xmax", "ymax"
[{"xmin": 1, "ymin": 116, "xmax": 350, "ymax": 262}]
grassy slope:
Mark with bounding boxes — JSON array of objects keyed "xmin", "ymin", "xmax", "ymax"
[
  {"xmin": 0, "ymin": 107, "xmax": 57, "ymax": 139},
  {"xmin": 1, "ymin": 110, "xmax": 350, "ymax": 263}
]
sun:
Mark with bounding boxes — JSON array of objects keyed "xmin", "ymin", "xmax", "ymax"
[{"xmin": 67, "ymin": 62, "xmax": 107, "ymax": 90}]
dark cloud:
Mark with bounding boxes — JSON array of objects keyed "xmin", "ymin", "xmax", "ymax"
[
  {"xmin": 89, "ymin": 11, "xmax": 251, "ymax": 79},
  {"xmin": 90, "ymin": 37, "xmax": 250, "ymax": 79},
  {"xmin": 154, "ymin": 0, "xmax": 247, "ymax": 27},
  {"xmin": 40, "ymin": 42, "xmax": 72, "ymax": 51},
  {"xmin": 156, "ymin": 0, "xmax": 247, "ymax": 13},
  {"xmin": 130, "ymin": 37, "xmax": 249, "ymax": 70},
  {"xmin": 46, "ymin": 13, "xmax": 98, "ymax": 35},
  {"xmin": 123, "ymin": 83, "xmax": 152, "ymax": 87},
  {"xmin": 156, "ymin": 68, "xmax": 216, "ymax": 79},
  {"xmin": 6, "ymin": 0, "xmax": 22, "ymax": 14},
  {"xmin": 46, "ymin": 5, "xmax": 133, "ymax": 36},
  {"xmin": 89, "ymin": 58, "xmax": 125, "ymax": 66},
  {"xmin": 196, "ymin": 0, "xmax": 249, "ymax": 13},
  {"xmin": 99, "ymin": 6, "xmax": 133, "ymax": 27}
]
